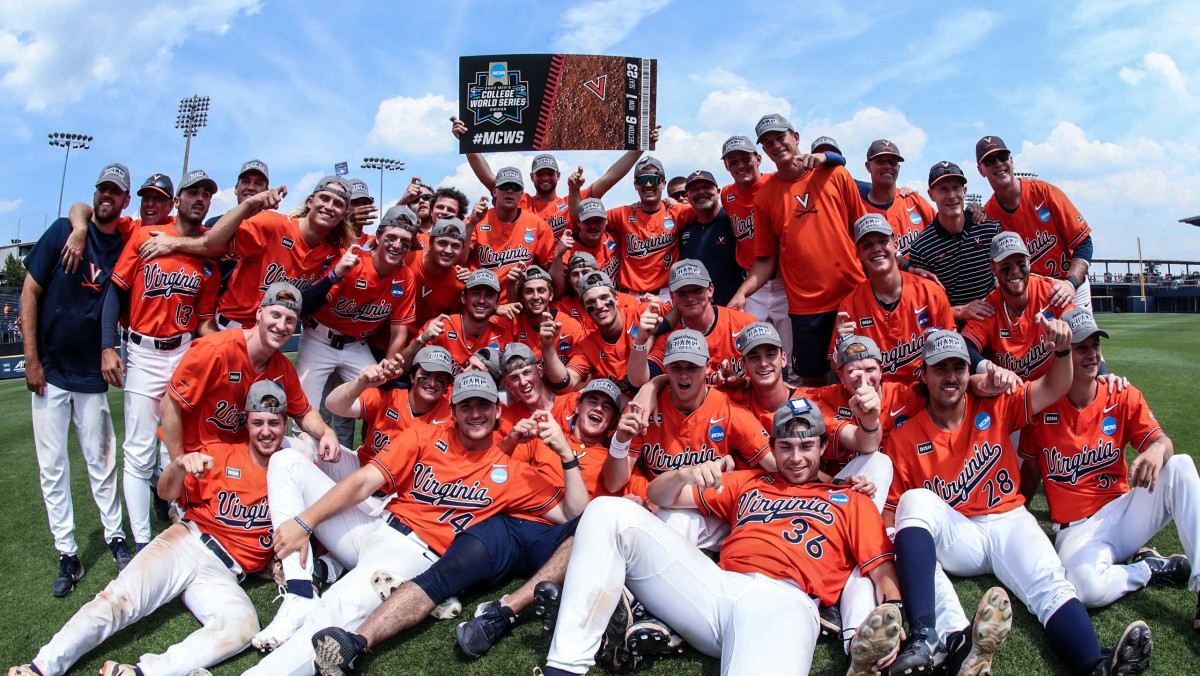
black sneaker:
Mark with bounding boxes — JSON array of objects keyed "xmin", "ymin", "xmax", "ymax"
[
  {"xmin": 134, "ymin": 542, "xmax": 150, "ymax": 555},
  {"xmin": 889, "ymin": 628, "xmax": 946, "ymax": 675},
  {"xmin": 818, "ymin": 603, "xmax": 843, "ymax": 641},
  {"xmin": 626, "ymin": 618, "xmax": 685, "ymax": 659},
  {"xmin": 51, "ymin": 554, "xmax": 85, "ymax": 598},
  {"xmin": 532, "ymin": 580, "xmax": 562, "ymax": 632},
  {"xmin": 109, "ymin": 537, "xmax": 134, "ymax": 572},
  {"xmin": 595, "ymin": 591, "xmax": 638, "ymax": 675},
  {"xmin": 455, "ymin": 600, "xmax": 516, "ymax": 659},
  {"xmin": 311, "ymin": 627, "xmax": 366, "ymax": 676},
  {"xmin": 1130, "ymin": 549, "xmax": 1191, "ymax": 588}
]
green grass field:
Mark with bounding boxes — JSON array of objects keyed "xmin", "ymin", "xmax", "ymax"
[{"xmin": 2, "ymin": 314, "xmax": 1198, "ymax": 675}]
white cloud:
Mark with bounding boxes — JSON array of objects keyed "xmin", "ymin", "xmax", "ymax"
[
  {"xmin": 0, "ymin": 1, "xmax": 261, "ymax": 111},
  {"xmin": 799, "ymin": 108, "xmax": 928, "ymax": 163},
  {"xmin": 1118, "ymin": 52, "xmax": 1188, "ymax": 95},
  {"xmin": 552, "ymin": 0, "xmax": 672, "ymax": 53},
  {"xmin": 697, "ymin": 78, "xmax": 791, "ymax": 133},
  {"xmin": 1016, "ymin": 122, "xmax": 1166, "ymax": 175},
  {"xmin": 647, "ymin": 126, "xmax": 731, "ymax": 176},
  {"xmin": 207, "ymin": 188, "xmax": 237, "ymax": 218},
  {"xmin": 367, "ymin": 94, "xmax": 458, "ymax": 156},
  {"xmin": 0, "ymin": 198, "xmax": 20, "ymax": 214},
  {"xmin": 278, "ymin": 171, "xmax": 324, "ymax": 212}
]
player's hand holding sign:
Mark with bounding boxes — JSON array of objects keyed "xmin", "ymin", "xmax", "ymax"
[{"xmin": 679, "ymin": 455, "xmax": 736, "ymax": 493}]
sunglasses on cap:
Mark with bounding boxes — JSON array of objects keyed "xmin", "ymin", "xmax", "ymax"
[
  {"xmin": 982, "ymin": 151, "xmax": 1011, "ymax": 167},
  {"xmin": 634, "ymin": 175, "xmax": 663, "ymax": 188}
]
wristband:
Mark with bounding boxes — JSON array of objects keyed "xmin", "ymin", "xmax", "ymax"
[
  {"xmin": 326, "ymin": 270, "xmax": 341, "ymax": 283},
  {"xmin": 548, "ymin": 373, "xmax": 572, "ymax": 391},
  {"xmin": 609, "ymin": 437, "xmax": 631, "ymax": 459},
  {"xmin": 858, "ymin": 422, "xmax": 880, "ymax": 434},
  {"xmin": 293, "ymin": 515, "xmax": 314, "ymax": 536},
  {"xmin": 561, "ymin": 457, "xmax": 580, "ymax": 471},
  {"xmin": 1067, "ymin": 275, "xmax": 1083, "ymax": 290},
  {"xmin": 631, "ymin": 342, "xmax": 649, "ymax": 353},
  {"xmin": 1055, "ymin": 348, "xmax": 1072, "ymax": 358}
]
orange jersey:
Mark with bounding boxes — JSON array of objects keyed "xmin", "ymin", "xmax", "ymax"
[
  {"xmin": 753, "ymin": 166, "xmax": 868, "ymax": 314},
  {"xmin": 563, "ymin": 231, "xmax": 622, "ymax": 281},
  {"xmin": 885, "ymin": 387, "xmax": 1031, "ymax": 517},
  {"xmin": 567, "ymin": 296, "xmax": 661, "ymax": 395},
  {"xmin": 804, "ymin": 381, "xmax": 927, "ymax": 475},
  {"xmin": 721, "ymin": 175, "xmax": 771, "ymax": 270},
  {"xmin": 862, "ymin": 191, "xmax": 936, "ymax": 257},
  {"xmin": 1019, "ymin": 386, "xmax": 1163, "ymax": 525},
  {"xmin": 519, "ymin": 188, "xmax": 589, "ymax": 239},
  {"xmin": 313, "ymin": 258, "xmax": 417, "ymax": 338},
  {"xmin": 179, "ymin": 442, "xmax": 274, "ymax": 573},
  {"xmin": 167, "ymin": 330, "xmax": 310, "ymax": 450},
  {"xmin": 984, "ymin": 179, "xmax": 1091, "ymax": 280},
  {"xmin": 111, "ymin": 225, "xmax": 219, "ymax": 337},
  {"xmin": 370, "ymin": 425, "xmax": 564, "ymax": 554},
  {"xmin": 420, "ymin": 314, "xmax": 512, "ymax": 374},
  {"xmin": 647, "ymin": 306, "xmax": 758, "ymax": 382},
  {"xmin": 410, "ymin": 253, "xmax": 465, "ymax": 328},
  {"xmin": 695, "ymin": 472, "xmax": 894, "ymax": 606},
  {"xmin": 632, "ymin": 388, "xmax": 770, "ymax": 478},
  {"xmin": 469, "ymin": 209, "xmax": 555, "ymax": 303},
  {"xmin": 114, "ymin": 215, "xmax": 178, "ymax": 241},
  {"xmin": 355, "ymin": 388, "xmax": 452, "ymax": 466},
  {"xmin": 835, "ymin": 273, "xmax": 955, "ymax": 383},
  {"xmin": 496, "ymin": 309, "xmax": 585, "ymax": 362},
  {"xmin": 221, "ymin": 211, "xmax": 341, "ymax": 325},
  {"xmin": 961, "ymin": 275, "xmax": 1074, "ymax": 379},
  {"xmin": 501, "ymin": 391, "xmax": 578, "ymax": 436},
  {"xmin": 560, "ymin": 431, "xmax": 642, "ymax": 498},
  {"xmin": 607, "ymin": 203, "xmax": 694, "ymax": 293}
]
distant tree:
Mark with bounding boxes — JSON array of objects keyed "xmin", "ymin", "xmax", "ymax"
[
  {"xmin": 1143, "ymin": 261, "xmax": 1161, "ymax": 277},
  {"xmin": 1, "ymin": 253, "xmax": 23, "ymax": 288}
]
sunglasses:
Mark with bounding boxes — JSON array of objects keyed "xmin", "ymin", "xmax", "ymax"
[
  {"xmin": 669, "ymin": 191, "xmax": 687, "ymax": 200},
  {"xmin": 635, "ymin": 175, "xmax": 663, "ymax": 188},
  {"xmin": 496, "ymin": 184, "xmax": 523, "ymax": 193},
  {"xmin": 417, "ymin": 193, "xmax": 434, "ymax": 202},
  {"xmin": 982, "ymin": 151, "xmax": 1011, "ymax": 167}
]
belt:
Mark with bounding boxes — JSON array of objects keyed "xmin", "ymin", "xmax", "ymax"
[
  {"xmin": 216, "ymin": 314, "xmax": 237, "ymax": 329},
  {"xmin": 198, "ymin": 530, "xmax": 245, "ymax": 582},
  {"xmin": 125, "ymin": 329, "xmax": 185, "ymax": 351},
  {"xmin": 304, "ymin": 318, "xmax": 356, "ymax": 350},
  {"xmin": 383, "ymin": 513, "xmax": 442, "ymax": 557},
  {"xmin": 1054, "ymin": 517, "xmax": 1089, "ymax": 532}
]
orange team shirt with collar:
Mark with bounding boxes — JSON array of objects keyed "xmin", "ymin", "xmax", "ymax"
[
  {"xmin": 834, "ymin": 272, "xmax": 955, "ymax": 384},
  {"xmin": 354, "ymin": 387, "xmax": 452, "ymax": 466},
  {"xmin": 179, "ymin": 441, "xmax": 275, "ymax": 574},
  {"xmin": 561, "ymin": 230, "xmax": 622, "ymax": 282},
  {"xmin": 631, "ymin": 387, "xmax": 770, "ymax": 478},
  {"xmin": 961, "ymin": 274, "xmax": 1074, "ymax": 380},
  {"xmin": 753, "ymin": 165, "xmax": 868, "ymax": 314},
  {"xmin": 469, "ymin": 208, "xmax": 556, "ymax": 303},
  {"xmin": 113, "ymin": 215, "xmax": 177, "ymax": 241},
  {"xmin": 984, "ymin": 178, "xmax": 1091, "ymax": 281},
  {"xmin": 647, "ymin": 306, "xmax": 758, "ymax": 382},
  {"xmin": 862, "ymin": 191, "xmax": 936, "ymax": 258},
  {"xmin": 408, "ymin": 252, "xmax": 465, "ymax": 328},
  {"xmin": 419, "ymin": 314, "xmax": 513, "ymax": 374},
  {"xmin": 496, "ymin": 309, "xmax": 585, "ymax": 362},
  {"xmin": 519, "ymin": 188, "xmax": 589, "ymax": 240},
  {"xmin": 606, "ymin": 203, "xmax": 695, "ymax": 293},
  {"xmin": 721, "ymin": 174, "xmax": 772, "ymax": 270},
  {"xmin": 313, "ymin": 256, "xmax": 417, "ymax": 339},
  {"xmin": 566, "ymin": 295, "xmax": 664, "ymax": 395},
  {"xmin": 111, "ymin": 224, "xmax": 219, "ymax": 338}
]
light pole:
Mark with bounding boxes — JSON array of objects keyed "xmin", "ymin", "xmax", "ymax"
[
  {"xmin": 361, "ymin": 157, "xmax": 404, "ymax": 205},
  {"xmin": 48, "ymin": 132, "xmax": 92, "ymax": 217},
  {"xmin": 176, "ymin": 95, "xmax": 210, "ymax": 185}
]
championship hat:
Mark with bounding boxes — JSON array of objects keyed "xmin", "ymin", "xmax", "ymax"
[
  {"xmin": 471, "ymin": 347, "xmax": 504, "ymax": 385},
  {"xmin": 500, "ymin": 343, "xmax": 538, "ymax": 374},
  {"xmin": 239, "ymin": 159, "xmax": 269, "ymax": 181},
  {"xmin": 668, "ymin": 259, "xmax": 712, "ymax": 291},
  {"xmin": 975, "ymin": 136, "xmax": 1010, "ymax": 164},
  {"xmin": 464, "ymin": 269, "xmax": 501, "ymax": 292},
  {"xmin": 771, "ymin": 397, "xmax": 827, "ymax": 438},
  {"xmin": 1063, "ymin": 308, "xmax": 1110, "ymax": 344},
  {"xmin": 755, "ymin": 114, "xmax": 794, "ymax": 142},
  {"xmin": 835, "ymin": 335, "xmax": 883, "ymax": 369},
  {"xmin": 576, "ymin": 270, "xmax": 615, "ymax": 298},
  {"xmin": 379, "ymin": 204, "xmax": 420, "ymax": 233},
  {"xmin": 245, "ymin": 380, "xmax": 287, "ymax": 414},
  {"xmin": 867, "ymin": 139, "xmax": 904, "ymax": 161},
  {"xmin": 922, "ymin": 329, "xmax": 970, "ymax": 366},
  {"xmin": 494, "ymin": 166, "xmax": 525, "ymax": 189},
  {"xmin": 735, "ymin": 322, "xmax": 782, "ymax": 355},
  {"xmin": 531, "ymin": 154, "xmax": 560, "ymax": 173},
  {"xmin": 95, "ymin": 163, "xmax": 131, "ymax": 191},
  {"xmin": 178, "ymin": 169, "xmax": 218, "ymax": 195},
  {"xmin": 412, "ymin": 345, "xmax": 455, "ymax": 375},
  {"xmin": 928, "ymin": 161, "xmax": 967, "ymax": 188},
  {"xmin": 853, "ymin": 213, "xmax": 894, "ymax": 243},
  {"xmin": 635, "ymin": 156, "xmax": 665, "ymax": 177},
  {"xmin": 313, "ymin": 175, "xmax": 352, "ymax": 202},
  {"xmin": 567, "ymin": 251, "xmax": 599, "ymax": 272},
  {"xmin": 579, "ymin": 378, "xmax": 622, "ymax": 408},
  {"xmin": 348, "ymin": 178, "xmax": 373, "ymax": 203},
  {"xmin": 578, "ymin": 197, "xmax": 607, "ymax": 220},
  {"xmin": 260, "ymin": 282, "xmax": 302, "ymax": 312},
  {"xmin": 721, "ymin": 135, "xmax": 757, "ymax": 158},
  {"xmin": 431, "ymin": 217, "xmax": 467, "ymax": 241},
  {"xmin": 662, "ymin": 329, "xmax": 710, "ymax": 366},
  {"xmin": 989, "ymin": 231, "xmax": 1030, "ymax": 262},
  {"xmin": 518, "ymin": 265, "xmax": 553, "ymax": 290},
  {"xmin": 451, "ymin": 371, "xmax": 500, "ymax": 405},
  {"xmin": 137, "ymin": 173, "xmax": 174, "ymax": 199},
  {"xmin": 810, "ymin": 136, "xmax": 841, "ymax": 154}
]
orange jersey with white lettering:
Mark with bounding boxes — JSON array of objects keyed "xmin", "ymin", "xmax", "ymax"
[
  {"xmin": 167, "ymin": 330, "xmax": 310, "ymax": 450},
  {"xmin": 566, "ymin": 296, "xmax": 662, "ymax": 395},
  {"xmin": 420, "ymin": 314, "xmax": 512, "ymax": 374},
  {"xmin": 313, "ymin": 258, "xmax": 417, "ymax": 338},
  {"xmin": 1019, "ymin": 385, "xmax": 1163, "ymax": 525},
  {"xmin": 496, "ymin": 309, "xmax": 585, "ymax": 362},
  {"xmin": 695, "ymin": 472, "xmax": 894, "ymax": 606},
  {"xmin": 835, "ymin": 273, "xmax": 955, "ymax": 383},
  {"xmin": 370, "ymin": 425, "xmax": 564, "ymax": 554},
  {"xmin": 885, "ymin": 387, "xmax": 1031, "ymax": 517},
  {"xmin": 469, "ymin": 209, "xmax": 555, "ymax": 303},
  {"xmin": 632, "ymin": 388, "xmax": 770, "ymax": 478},
  {"xmin": 961, "ymin": 275, "xmax": 1074, "ymax": 380},
  {"xmin": 355, "ymin": 388, "xmax": 452, "ymax": 466},
  {"xmin": 721, "ymin": 174, "xmax": 771, "ymax": 270},
  {"xmin": 607, "ymin": 203, "xmax": 694, "ymax": 293},
  {"xmin": 179, "ymin": 442, "xmax": 274, "ymax": 573},
  {"xmin": 862, "ymin": 191, "xmax": 936, "ymax": 257},
  {"xmin": 519, "ymin": 188, "xmax": 589, "ymax": 239},
  {"xmin": 647, "ymin": 306, "xmax": 758, "ymax": 383},
  {"xmin": 221, "ymin": 211, "xmax": 341, "ymax": 325},
  {"xmin": 111, "ymin": 225, "xmax": 219, "ymax": 337},
  {"xmin": 984, "ymin": 179, "xmax": 1090, "ymax": 280},
  {"xmin": 753, "ymin": 166, "xmax": 868, "ymax": 314},
  {"xmin": 409, "ymin": 253, "xmax": 465, "ymax": 328}
]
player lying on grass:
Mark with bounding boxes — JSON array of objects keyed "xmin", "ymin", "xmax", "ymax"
[{"xmin": 9, "ymin": 381, "xmax": 291, "ymax": 676}]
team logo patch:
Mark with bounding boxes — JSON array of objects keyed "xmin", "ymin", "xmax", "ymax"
[
  {"xmin": 894, "ymin": 414, "xmax": 909, "ymax": 428},
  {"xmin": 663, "ymin": 219, "xmax": 675, "ymax": 231},
  {"xmin": 1038, "ymin": 207, "xmax": 1052, "ymax": 222},
  {"xmin": 355, "ymin": 279, "xmax": 368, "ymax": 289},
  {"xmin": 829, "ymin": 492, "xmax": 849, "ymax": 505},
  {"xmin": 447, "ymin": 331, "xmax": 458, "ymax": 340},
  {"xmin": 202, "ymin": 261, "xmax": 213, "ymax": 277},
  {"xmin": 490, "ymin": 467, "xmax": 509, "ymax": 484},
  {"xmin": 435, "ymin": 439, "xmax": 450, "ymax": 452},
  {"xmin": 229, "ymin": 372, "xmax": 242, "ymax": 383},
  {"xmin": 281, "ymin": 237, "xmax": 295, "ymax": 249},
  {"xmin": 225, "ymin": 467, "xmax": 242, "ymax": 479},
  {"xmin": 708, "ymin": 425, "xmax": 726, "ymax": 442},
  {"xmin": 1000, "ymin": 329, "xmax": 1010, "ymax": 338},
  {"xmin": 1102, "ymin": 416, "xmax": 1117, "ymax": 436},
  {"xmin": 391, "ymin": 283, "xmax": 404, "ymax": 298},
  {"xmin": 1044, "ymin": 413, "xmax": 1059, "ymax": 424},
  {"xmin": 917, "ymin": 441, "xmax": 934, "ymax": 455},
  {"xmin": 386, "ymin": 408, "xmax": 400, "ymax": 421},
  {"xmin": 523, "ymin": 231, "xmax": 535, "ymax": 244},
  {"xmin": 860, "ymin": 317, "xmax": 875, "ymax": 328},
  {"xmin": 558, "ymin": 340, "xmax": 571, "ymax": 353},
  {"xmin": 909, "ymin": 211, "xmax": 923, "ymax": 225},
  {"xmin": 975, "ymin": 412, "xmax": 992, "ymax": 431},
  {"xmin": 916, "ymin": 310, "xmax": 930, "ymax": 328}
]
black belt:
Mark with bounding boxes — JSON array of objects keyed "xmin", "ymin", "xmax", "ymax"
[
  {"xmin": 125, "ymin": 329, "xmax": 184, "ymax": 351},
  {"xmin": 216, "ymin": 314, "xmax": 235, "ymax": 328},
  {"xmin": 384, "ymin": 513, "xmax": 414, "ymax": 536},
  {"xmin": 199, "ymin": 531, "xmax": 245, "ymax": 582},
  {"xmin": 304, "ymin": 318, "xmax": 353, "ymax": 350}
]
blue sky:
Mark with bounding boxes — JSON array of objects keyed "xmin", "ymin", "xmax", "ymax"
[{"xmin": 2, "ymin": 0, "xmax": 1198, "ymax": 263}]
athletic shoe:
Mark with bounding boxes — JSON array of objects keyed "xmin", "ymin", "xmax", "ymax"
[
  {"xmin": 455, "ymin": 600, "xmax": 517, "ymax": 658},
  {"xmin": 1109, "ymin": 620, "xmax": 1152, "ymax": 676},
  {"xmin": 889, "ymin": 628, "xmax": 946, "ymax": 675},
  {"xmin": 595, "ymin": 591, "xmax": 638, "ymax": 674},
  {"xmin": 7, "ymin": 666, "xmax": 42, "ymax": 675},
  {"xmin": 431, "ymin": 597, "xmax": 462, "ymax": 620},
  {"xmin": 311, "ymin": 627, "xmax": 367, "ymax": 676},
  {"xmin": 108, "ymin": 537, "xmax": 134, "ymax": 572},
  {"xmin": 182, "ymin": 670, "xmax": 212, "ymax": 676},
  {"xmin": 51, "ymin": 554, "xmax": 84, "ymax": 598},
  {"xmin": 847, "ymin": 604, "xmax": 904, "ymax": 676},
  {"xmin": 954, "ymin": 587, "xmax": 1013, "ymax": 676},
  {"xmin": 370, "ymin": 570, "xmax": 403, "ymax": 600},
  {"xmin": 532, "ymin": 581, "xmax": 562, "ymax": 632},
  {"xmin": 252, "ymin": 593, "xmax": 316, "ymax": 651},
  {"xmin": 98, "ymin": 662, "xmax": 138, "ymax": 676},
  {"xmin": 1129, "ymin": 549, "xmax": 1191, "ymax": 588},
  {"xmin": 819, "ymin": 603, "xmax": 844, "ymax": 641},
  {"xmin": 626, "ymin": 619, "xmax": 685, "ymax": 659}
]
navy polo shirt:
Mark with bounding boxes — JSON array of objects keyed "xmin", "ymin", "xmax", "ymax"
[
  {"xmin": 678, "ymin": 208, "xmax": 741, "ymax": 306},
  {"xmin": 24, "ymin": 218, "xmax": 125, "ymax": 393}
]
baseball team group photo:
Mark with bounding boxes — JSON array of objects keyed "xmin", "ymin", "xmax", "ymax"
[{"xmin": 1, "ymin": 3, "xmax": 1198, "ymax": 676}]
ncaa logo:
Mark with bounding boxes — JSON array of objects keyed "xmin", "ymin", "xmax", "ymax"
[
  {"xmin": 202, "ymin": 261, "xmax": 213, "ymax": 277},
  {"xmin": 975, "ymin": 412, "xmax": 992, "ymax": 431},
  {"xmin": 391, "ymin": 283, "xmax": 404, "ymax": 298},
  {"xmin": 489, "ymin": 63, "xmax": 507, "ymax": 81},
  {"xmin": 490, "ymin": 467, "xmax": 508, "ymax": 484},
  {"xmin": 629, "ymin": 325, "xmax": 638, "ymax": 339},
  {"xmin": 606, "ymin": 240, "xmax": 616, "ymax": 251},
  {"xmin": 894, "ymin": 414, "xmax": 909, "ymax": 428},
  {"xmin": 489, "ymin": 341, "xmax": 500, "ymax": 349},
  {"xmin": 1102, "ymin": 416, "xmax": 1117, "ymax": 436},
  {"xmin": 663, "ymin": 219, "xmax": 675, "ymax": 231},
  {"xmin": 909, "ymin": 211, "xmax": 923, "ymax": 225},
  {"xmin": 829, "ymin": 493, "xmax": 849, "ymax": 505},
  {"xmin": 524, "ymin": 231, "xmax": 535, "ymax": 244},
  {"xmin": 709, "ymin": 425, "xmax": 726, "ymax": 442},
  {"xmin": 917, "ymin": 311, "xmax": 930, "ymax": 328},
  {"xmin": 1038, "ymin": 206, "xmax": 1052, "ymax": 222},
  {"xmin": 558, "ymin": 340, "xmax": 571, "ymax": 353}
]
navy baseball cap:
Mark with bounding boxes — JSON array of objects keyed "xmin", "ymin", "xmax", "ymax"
[
  {"xmin": 867, "ymin": 139, "xmax": 904, "ymax": 161},
  {"xmin": 137, "ymin": 173, "xmax": 174, "ymax": 199},
  {"xmin": 975, "ymin": 136, "xmax": 1010, "ymax": 164},
  {"xmin": 928, "ymin": 161, "xmax": 967, "ymax": 188},
  {"xmin": 684, "ymin": 170, "xmax": 718, "ymax": 189}
]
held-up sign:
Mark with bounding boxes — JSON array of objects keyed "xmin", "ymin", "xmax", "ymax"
[{"xmin": 459, "ymin": 54, "xmax": 657, "ymax": 153}]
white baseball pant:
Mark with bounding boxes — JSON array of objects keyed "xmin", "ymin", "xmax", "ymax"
[
  {"xmin": 215, "ymin": 314, "xmax": 243, "ymax": 331},
  {"xmin": 1055, "ymin": 454, "xmax": 1200, "ymax": 606},
  {"xmin": 1074, "ymin": 278, "xmax": 1091, "ymax": 310},
  {"xmin": 547, "ymin": 497, "xmax": 820, "ymax": 675},
  {"xmin": 896, "ymin": 489, "xmax": 1078, "ymax": 637},
  {"xmin": 828, "ymin": 452, "xmax": 894, "ymax": 653},
  {"xmin": 836, "ymin": 451, "xmax": 894, "ymax": 514},
  {"xmin": 295, "ymin": 325, "xmax": 375, "ymax": 440},
  {"xmin": 122, "ymin": 335, "xmax": 192, "ymax": 545},
  {"xmin": 31, "ymin": 523, "xmax": 257, "ymax": 676},
  {"xmin": 743, "ymin": 274, "xmax": 792, "ymax": 360},
  {"xmin": 32, "ymin": 383, "xmax": 124, "ymax": 555}
]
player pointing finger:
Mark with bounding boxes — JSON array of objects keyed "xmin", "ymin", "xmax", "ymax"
[
  {"xmin": 177, "ymin": 451, "xmax": 214, "ymax": 479},
  {"xmin": 567, "ymin": 166, "xmax": 585, "ymax": 191}
]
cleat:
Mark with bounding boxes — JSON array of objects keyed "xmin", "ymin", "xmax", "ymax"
[
  {"xmin": 98, "ymin": 662, "xmax": 138, "ymax": 676},
  {"xmin": 311, "ymin": 627, "xmax": 366, "ymax": 676},
  {"xmin": 182, "ymin": 670, "xmax": 212, "ymax": 676},
  {"xmin": 455, "ymin": 600, "xmax": 516, "ymax": 659},
  {"xmin": 847, "ymin": 604, "xmax": 904, "ymax": 676},
  {"xmin": 626, "ymin": 619, "xmax": 685, "ymax": 659},
  {"xmin": 819, "ymin": 603, "xmax": 843, "ymax": 641},
  {"xmin": 252, "ymin": 593, "xmax": 316, "ymax": 651},
  {"xmin": 1109, "ymin": 620, "xmax": 1152, "ymax": 676},
  {"xmin": 108, "ymin": 537, "xmax": 134, "ymax": 572},
  {"xmin": 532, "ymin": 581, "xmax": 562, "ymax": 632},
  {"xmin": 595, "ymin": 591, "xmax": 638, "ymax": 674},
  {"xmin": 9, "ymin": 666, "xmax": 42, "ymax": 676},
  {"xmin": 956, "ymin": 587, "xmax": 1013, "ymax": 676},
  {"xmin": 370, "ymin": 570, "xmax": 403, "ymax": 601},
  {"xmin": 1131, "ymin": 551, "xmax": 1190, "ymax": 588},
  {"xmin": 431, "ymin": 597, "xmax": 462, "ymax": 620},
  {"xmin": 52, "ymin": 554, "xmax": 85, "ymax": 598},
  {"xmin": 889, "ymin": 628, "xmax": 946, "ymax": 675}
]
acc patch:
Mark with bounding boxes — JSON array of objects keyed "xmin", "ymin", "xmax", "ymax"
[
  {"xmin": 225, "ymin": 467, "xmax": 242, "ymax": 479},
  {"xmin": 355, "ymin": 279, "xmax": 368, "ymax": 289},
  {"xmin": 281, "ymin": 237, "xmax": 295, "ymax": 249},
  {"xmin": 1102, "ymin": 416, "xmax": 1117, "ymax": 436},
  {"xmin": 917, "ymin": 441, "xmax": 934, "ymax": 455},
  {"xmin": 829, "ymin": 492, "xmax": 849, "ymax": 505},
  {"xmin": 709, "ymin": 425, "xmax": 726, "ymax": 442},
  {"xmin": 974, "ymin": 412, "xmax": 992, "ymax": 431},
  {"xmin": 490, "ymin": 467, "xmax": 509, "ymax": 484},
  {"xmin": 1044, "ymin": 413, "xmax": 1059, "ymax": 424},
  {"xmin": 434, "ymin": 439, "xmax": 449, "ymax": 453},
  {"xmin": 386, "ymin": 408, "xmax": 400, "ymax": 421},
  {"xmin": 229, "ymin": 372, "xmax": 242, "ymax": 383}
]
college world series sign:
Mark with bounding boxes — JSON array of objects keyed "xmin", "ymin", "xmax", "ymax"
[{"xmin": 459, "ymin": 54, "xmax": 657, "ymax": 153}]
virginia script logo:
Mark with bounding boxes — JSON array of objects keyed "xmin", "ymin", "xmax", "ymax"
[
  {"xmin": 1042, "ymin": 440, "xmax": 1122, "ymax": 485},
  {"xmin": 923, "ymin": 441, "xmax": 1003, "ymax": 507},
  {"xmin": 407, "ymin": 463, "xmax": 494, "ymax": 509}
]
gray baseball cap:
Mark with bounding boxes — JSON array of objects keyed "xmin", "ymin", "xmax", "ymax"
[
  {"xmin": 500, "ymin": 342, "xmax": 538, "ymax": 374},
  {"xmin": 810, "ymin": 136, "xmax": 841, "ymax": 153},
  {"xmin": 736, "ymin": 322, "xmax": 782, "ymax": 355},
  {"xmin": 451, "ymin": 371, "xmax": 500, "ymax": 405},
  {"xmin": 314, "ymin": 175, "xmax": 352, "ymax": 202},
  {"xmin": 96, "ymin": 163, "xmax": 131, "ymax": 191},
  {"xmin": 867, "ymin": 139, "xmax": 904, "ymax": 161},
  {"xmin": 259, "ymin": 282, "xmax": 302, "ymax": 312},
  {"xmin": 721, "ymin": 135, "xmax": 757, "ymax": 158},
  {"xmin": 578, "ymin": 197, "xmax": 607, "ymax": 220},
  {"xmin": 380, "ymin": 204, "xmax": 420, "ymax": 233},
  {"xmin": 662, "ymin": 329, "xmax": 710, "ymax": 366},
  {"xmin": 239, "ymin": 159, "xmax": 269, "ymax": 181},
  {"xmin": 178, "ymin": 169, "xmax": 218, "ymax": 195},
  {"xmin": 465, "ymin": 269, "xmax": 501, "ymax": 292},
  {"xmin": 579, "ymin": 378, "xmax": 622, "ymax": 408},
  {"xmin": 245, "ymin": 380, "xmax": 288, "ymax": 414},
  {"xmin": 567, "ymin": 251, "xmax": 599, "ymax": 272},
  {"xmin": 495, "ymin": 166, "xmax": 524, "ymax": 189},
  {"xmin": 668, "ymin": 259, "xmax": 713, "ymax": 292},
  {"xmin": 853, "ymin": 213, "xmax": 893, "ymax": 243},
  {"xmin": 1063, "ymin": 308, "xmax": 1110, "ymax": 344},
  {"xmin": 471, "ymin": 346, "xmax": 504, "ymax": 384},
  {"xmin": 519, "ymin": 265, "xmax": 553, "ymax": 289},
  {"xmin": 835, "ymin": 335, "xmax": 883, "ymax": 369},
  {"xmin": 531, "ymin": 154, "xmax": 560, "ymax": 173},
  {"xmin": 922, "ymin": 329, "xmax": 970, "ymax": 366},
  {"xmin": 989, "ymin": 231, "xmax": 1030, "ymax": 262},
  {"xmin": 576, "ymin": 270, "xmax": 615, "ymax": 298},
  {"xmin": 413, "ymin": 345, "xmax": 455, "ymax": 375},
  {"xmin": 635, "ymin": 156, "xmax": 665, "ymax": 177},
  {"xmin": 431, "ymin": 217, "xmax": 467, "ymax": 241},
  {"xmin": 348, "ymin": 178, "xmax": 372, "ymax": 203},
  {"xmin": 755, "ymin": 114, "xmax": 794, "ymax": 142},
  {"xmin": 771, "ymin": 397, "xmax": 827, "ymax": 439}
]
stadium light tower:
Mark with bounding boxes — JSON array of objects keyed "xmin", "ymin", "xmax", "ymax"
[
  {"xmin": 48, "ymin": 132, "xmax": 93, "ymax": 218},
  {"xmin": 966, "ymin": 193, "xmax": 983, "ymax": 207},
  {"xmin": 361, "ymin": 157, "xmax": 404, "ymax": 205},
  {"xmin": 176, "ymin": 95, "xmax": 210, "ymax": 184}
]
